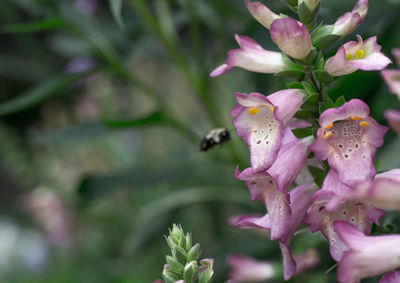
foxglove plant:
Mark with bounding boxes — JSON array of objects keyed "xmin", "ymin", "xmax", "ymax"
[
  {"xmin": 154, "ymin": 224, "xmax": 214, "ymax": 283},
  {"xmin": 209, "ymin": 0, "xmax": 400, "ymax": 281}
]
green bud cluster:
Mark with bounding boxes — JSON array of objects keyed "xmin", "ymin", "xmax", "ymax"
[{"xmin": 161, "ymin": 224, "xmax": 214, "ymax": 283}]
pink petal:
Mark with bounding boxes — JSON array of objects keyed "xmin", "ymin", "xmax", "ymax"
[
  {"xmin": 245, "ymin": 0, "xmax": 280, "ymax": 29},
  {"xmin": 385, "ymin": 109, "xmax": 400, "ymax": 135}
]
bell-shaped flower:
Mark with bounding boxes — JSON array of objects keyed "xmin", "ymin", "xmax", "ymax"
[
  {"xmin": 309, "ymin": 99, "xmax": 388, "ymax": 187},
  {"xmin": 231, "ymin": 90, "xmax": 305, "ymax": 171},
  {"xmin": 334, "ymin": 221, "xmax": 400, "ymax": 283},
  {"xmin": 385, "ymin": 109, "xmax": 400, "ymax": 135},
  {"xmin": 270, "ymin": 17, "xmax": 313, "ymax": 60},
  {"xmin": 304, "ymin": 170, "xmax": 385, "ymax": 261},
  {"xmin": 232, "ymin": 135, "xmax": 313, "ymax": 240},
  {"xmin": 324, "ymin": 169, "xmax": 400, "ymax": 212},
  {"xmin": 332, "ymin": 0, "xmax": 368, "ymax": 37},
  {"xmin": 210, "ymin": 35, "xmax": 292, "ymax": 77},
  {"xmin": 245, "ymin": 0, "xmax": 281, "ymax": 30},
  {"xmin": 381, "ymin": 70, "xmax": 400, "ymax": 100},
  {"xmin": 380, "ymin": 271, "xmax": 400, "ymax": 283},
  {"xmin": 230, "ymin": 183, "xmax": 318, "ymax": 279},
  {"xmin": 325, "ymin": 35, "xmax": 391, "ymax": 77},
  {"xmin": 227, "ymin": 254, "xmax": 275, "ymax": 282}
]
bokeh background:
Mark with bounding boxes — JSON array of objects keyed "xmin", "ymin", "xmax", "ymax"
[{"xmin": 1, "ymin": 0, "xmax": 400, "ymax": 282}]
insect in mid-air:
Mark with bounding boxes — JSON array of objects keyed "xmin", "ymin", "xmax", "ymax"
[{"xmin": 200, "ymin": 128, "xmax": 231, "ymax": 151}]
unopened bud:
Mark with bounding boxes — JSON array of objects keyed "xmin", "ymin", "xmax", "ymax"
[
  {"xmin": 174, "ymin": 245, "xmax": 187, "ymax": 264},
  {"xmin": 183, "ymin": 261, "xmax": 199, "ymax": 283},
  {"xmin": 298, "ymin": 0, "xmax": 320, "ymax": 25},
  {"xmin": 166, "ymin": 255, "xmax": 184, "ymax": 274},
  {"xmin": 198, "ymin": 267, "xmax": 214, "ymax": 283},
  {"xmin": 184, "ymin": 233, "xmax": 192, "ymax": 251},
  {"xmin": 162, "ymin": 265, "xmax": 179, "ymax": 283},
  {"xmin": 187, "ymin": 243, "xmax": 201, "ymax": 262}
]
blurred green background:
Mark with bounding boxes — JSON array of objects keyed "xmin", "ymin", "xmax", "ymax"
[{"xmin": 1, "ymin": 0, "xmax": 400, "ymax": 282}]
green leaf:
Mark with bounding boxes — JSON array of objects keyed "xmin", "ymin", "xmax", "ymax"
[
  {"xmin": 287, "ymin": 82, "xmax": 304, "ymax": 89},
  {"xmin": 319, "ymin": 92, "xmax": 335, "ymax": 113},
  {"xmin": 291, "ymin": 128, "xmax": 313, "ymax": 139},
  {"xmin": 275, "ymin": 69, "xmax": 304, "ymax": 79},
  {"xmin": 102, "ymin": 111, "xmax": 164, "ymax": 128},
  {"xmin": 302, "ymin": 80, "xmax": 316, "ymax": 95},
  {"xmin": 2, "ymin": 18, "xmax": 64, "ymax": 33},
  {"xmin": 314, "ymin": 70, "xmax": 333, "ymax": 84},
  {"xmin": 109, "ymin": 0, "xmax": 125, "ymax": 28},
  {"xmin": 371, "ymin": 223, "xmax": 395, "ymax": 235},
  {"xmin": 0, "ymin": 70, "xmax": 95, "ymax": 116},
  {"xmin": 307, "ymin": 165, "xmax": 326, "ymax": 188},
  {"xmin": 334, "ymin": 96, "xmax": 346, "ymax": 107}
]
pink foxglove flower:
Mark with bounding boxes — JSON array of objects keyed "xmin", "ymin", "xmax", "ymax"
[
  {"xmin": 270, "ymin": 17, "xmax": 313, "ymax": 60},
  {"xmin": 325, "ymin": 35, "xmax": 391, "ymax": 77},
  {"xmin": 325, "ymin": 169, "xmax": 400, "ymax": 211},
  {"xmin": 231, "ymin": 90, "xmax": 304, "ymax": 171},
  {"xmin": 334, "ymin": 221, "xmax": 400, "ymax": 283},
  {"xmin": 385, "ymin": 109, "xmax": 400, "ymax": 135},
  {"xmin": 381, "ymin": 70, "xmax": 400, "ymax": 100},
  {"xmin": 227, "ymin": 254, "xmax": 275, "ymax": 282},
  {"xmin": 309, "ymin": 99, "xmax": 388, "ymax": 187},
  {"xmin": 304, "ymin": 170, "xmax": 385, "ymax": 261},
  {"xmin": 331, "ymin": 0, "xmax": 368, "ymax": 38},
  {"xmin": 210, "ymin": 35, "xmax": 290, "ymax": 77},
  {"xmin": 232, "ymin": 136, "xmax": 313, "ymax": 241},
  {"xmin": 231, "ymin": 183, "xmax": 317, "ymax": 279},
  {"xmin": 245, "ymin": 0, "xmax": 281, "ymax": 30},
  {"xmin": 380, "ymin": 271, "xmax": 400, "ymax": 283}
]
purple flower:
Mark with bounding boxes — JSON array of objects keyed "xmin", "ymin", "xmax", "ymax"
[
  {"xmin": 227, "ymin": 254, "xmax": 275, "ymax": 282},
  {"xmin": 231, "ymin": 90, "xmax": 305, "ymax": 171},
  {"xmin": 382, "ymin": 70, "xmax": 400, "ymax": 100},
  {"xmin": 385, "ymin": 109, "xmax": 400, "ymax": 135},
  {"xmin": 245, "ymin": 0, "xmax": 281, "ymax": 30},
  {"xmin": 325, "ymin": 35, "xmax": 391, "ymax": 77},
  {"xmin": 270, "ymin": 17, "xmax": 313, "ymax": 60},
  {"xmin": 332, "ymin": 0, "xmax": 368, "ymax": 37},
  {"xmin": 324, "ymin": 169, "xmax": 400, "ymax": 212},
  {"xmin": 380, "ymin": 271, "xmax": 400, "ymax": 283},
  {"xmin": 230, "ymin": 183, "xmax": 317, "ymax": 279},
  {"xmin": 334, "ymin": 221, "xmax": 400, "ymax": 282},
  {"xmin": 309, "ymin": 99, "xmax": 388, "ymax": 187},
  {"xmin": 210, "ymin": 35, "xmax": 289, "ymax": 77},
  {"xmin": 304, "ymin": 170, "xmax": 385, "ymax": 261}
]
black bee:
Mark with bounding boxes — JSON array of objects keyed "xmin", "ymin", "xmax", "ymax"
[{"xmin": 200, "ymin": 128, "xmax": 230, "ymax": 151}]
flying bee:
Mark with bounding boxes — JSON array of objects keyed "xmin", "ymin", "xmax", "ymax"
[{"xmin": 200, "ymin": 128, "xmax": 230, "ymax": 151}]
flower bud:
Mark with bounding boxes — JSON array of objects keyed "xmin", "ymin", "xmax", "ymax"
[
  {"xmin": 270, "ymin": 17, "xmax": 313, "ymax": 60},
  {"xmin": 166, "ymin": 255, "xmax": 184, "ymax": 274},
  {"xmin": 173, "ymin": 245, "xmax": 187, "ymax": 264},
  {"xmin": 298, "ymin": 0, "xmax": 320, "ymax": 25},
  {"xmin": 199, "ymin": 267, "xmax": 214, "ymax": 283},
  {"xmin": 187, "ymin": 243, "xmax": 201, "ymax": 262},
  {"xmin": 184, "ymin": 233, "xmax": 192, "ymax": 251},
  {"xmin": 183, "ymin": 261, "xmax": 199, "ymax": 283},
  {"xmin": 162, "ymin": 264, "xmax": 179, "ymax": 283}
]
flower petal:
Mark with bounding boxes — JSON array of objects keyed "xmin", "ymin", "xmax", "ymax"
[
  {"xmin": 380, "ymin": 270, "xmax": 400, "ymax": 283},
  {"xmin": 227, "ymin": 254, "xmax": 275, "ymax": 282},
  {"xmin": 382, "ymin": 69, "xmax": 400, "ymax": 99},
  {"xmin": 232, "ymin": 92, "xmax": 282, "ymax": 171}
]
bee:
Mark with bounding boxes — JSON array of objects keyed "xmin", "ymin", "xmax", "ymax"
[{"xmin": 200, "ymin": 128, "xmax": 230, "ymax": 151}]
